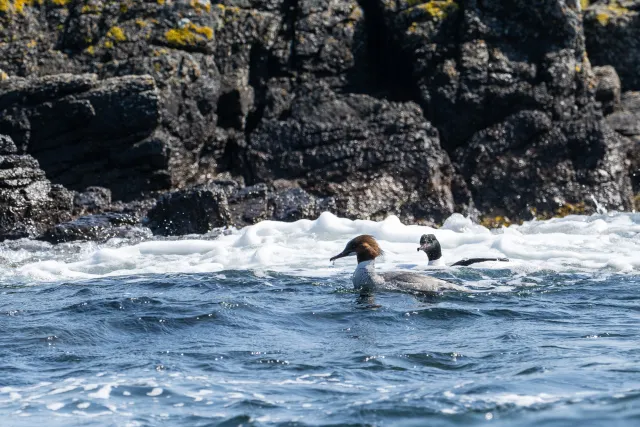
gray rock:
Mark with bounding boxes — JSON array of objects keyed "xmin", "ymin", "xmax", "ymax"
[
  {"xmin": 146, "ymin": 183, "xmax": 232, "ymax": 236},
  {"xmin": 455, "ymin": 110, "xmax": 633, "ymax": 218},
  {"xmin": 41, "ymin": 212, "xmax": 147, "ymax": 244},
  {"xmin": 594, "ymin": 66, "xmax": 622, "ymax": 115},
  {"xmin": 74, "ymin": 186, "xmax": 112, "ymax": 214},
  {"xmin": 0, "ymin": 134, "xmax": 17, "ymax": 154}
]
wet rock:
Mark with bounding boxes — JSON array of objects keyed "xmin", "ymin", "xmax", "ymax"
[
  {"xmin": 146, "ymin": 184, "xmax": 232, "ymax": 236},
  {"xmin": 227, "ymin": 183, "xmax": 271, "ymax": 226},
  {"xmin": 584, "ymin": 1, "xmax": 640, "ymax": 91},
  {"xmin": 0, "ymin": 135, "xmax": 73, "ymax": 240},
  {"xmin": 271, "ymin": 188, "xmax": 324, "ymax": 222},
  {"xmin": 455, "ymin": 110, "xmax": 633, "ymax": 219},
  {"xmin": 74, "ymin": 187, "xmax": 112, "ymax": 214},
  {"xmin": 41, "ymin": 212, "xmax": 148, "ymax": 244},
  {"xmin": 245, "ymin": 82, "xmax": 475, "ymax": 224},
  {"xmin": 593, "ymin": 66, "xmax": 621, "ymax": 115}
]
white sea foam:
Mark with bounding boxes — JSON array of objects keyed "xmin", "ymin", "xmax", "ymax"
[{"xmin": 1, "ymin": 211, "xmax": 640, "ymax": 284}]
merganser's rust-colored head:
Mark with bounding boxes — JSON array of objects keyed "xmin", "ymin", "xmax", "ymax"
[
  {"xmin": 330, "ymin": 235, "xmax": 383, "ymax": 264},
  {"xmin": 417, "ymin": 234, "xmax": 442, "ymax": 261}
]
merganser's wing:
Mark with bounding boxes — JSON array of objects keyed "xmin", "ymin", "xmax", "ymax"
[
  {"xmin": 380, "ymin": 272, "xmax": 465, "ymax": 293},
  {"xmin": 450, "ymin": 257, "xmax": 509, "ymax": 267}
]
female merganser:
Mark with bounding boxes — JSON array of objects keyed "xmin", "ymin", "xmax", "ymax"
[
  {"xmin": 330, "ymin": 235, "xmax": 464, "ymax": 294},
  {"xmin": 417, "ymin": 234, "xmax": 509, "ymax": 267}
]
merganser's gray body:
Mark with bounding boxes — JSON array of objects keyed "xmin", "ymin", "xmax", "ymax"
[{"xmin": 352, "ymin": 260, "xmax": 464, "ymax": 294}]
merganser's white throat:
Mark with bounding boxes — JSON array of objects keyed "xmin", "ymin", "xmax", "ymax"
[
  {"xmin": 352, "ymin": 259, "xmax": 384, "ymax": 291},
  {"xmin": 427, "ymin": 258, "xmax": 446, "ymax": 267}
]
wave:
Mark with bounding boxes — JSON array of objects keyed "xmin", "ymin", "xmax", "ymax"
[{"xmin": 1, "ymin": 211, "xmax": 640, "ymax": 284}]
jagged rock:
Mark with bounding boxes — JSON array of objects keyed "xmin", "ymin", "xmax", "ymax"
[
  {"xmin": 146, "ymin": 183, "xmax": 232, "ymax": 236},
  {"xmin": 74, "ymin": 186, "xmax": 112, "ymax": 214},
  {"xmin": 0, "ymin": 135, "xmax": 73, "ymax": 240},
  {"xmin": 584, "ymin": 1, "xmax": 640, "ymax": 91},
  {"xmin": 41, "ymin": 212, "xmax": 149, "ymax": 244},
  {"xmin": 368, "ymin": 0, "xmax": 599, "ymax": 151},
  {"xmin": 245, "ymin": 82, "xmax": 474, "ymax": 224},
  {"xmin": 0, "ymin": 0, "xmax": 638, "ymax": 230},
  {"xmin": 227, "ymin": 184, "xmax": 334, "ymax": 225},
  {"xmin": 593, "ymin": 66, "xmax": 621, "ymax": 115},
  {"xmin": 0, "ymin": 74, "xmax": 168, "ymax": 201},
  {"xmin": 455, "ymin": 110, "xmax": 633, "ymax": 219}
]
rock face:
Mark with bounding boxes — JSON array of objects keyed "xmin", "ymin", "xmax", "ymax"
[
  {"xmin": 0, "ymin": 135, "xmax": 73, "ymax": 240},
  {"xmin": 368, "ymin": 0, "xmax": 634, "ymax": 216},
  {"xmin": 584, "ymin": 1, "xmax": 640, "ymax": 91},
  {"xmin": 0, "ymin": 0, "xmax": 637, "ymax": 241}
]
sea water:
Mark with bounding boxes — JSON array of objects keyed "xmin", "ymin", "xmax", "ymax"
[{"xmin": 1, "ymin": 212, "xmax": 639, "ymax": 426}]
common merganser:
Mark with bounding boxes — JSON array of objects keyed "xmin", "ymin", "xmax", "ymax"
[
  {"xmin": 417, "ymin": 234, "xmax": 509, "ymax": 267},
  {"xmin": 330, "ymin": 235, "xmax": 464, "ymax": 294}
]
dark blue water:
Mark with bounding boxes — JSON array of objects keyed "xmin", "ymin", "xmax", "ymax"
[{"xmin": 1, "ymin": 269, "xmax": 640, "ymax": 426}]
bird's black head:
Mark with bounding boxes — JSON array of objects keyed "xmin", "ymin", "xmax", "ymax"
[{"xmin": 417, "ymin": 234, "xmax": 442, "ymax": 261}]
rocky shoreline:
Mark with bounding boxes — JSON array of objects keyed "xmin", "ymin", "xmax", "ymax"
[{"xmin": 0, "ymin": 0, "xmax": 638, "ymax": 242}]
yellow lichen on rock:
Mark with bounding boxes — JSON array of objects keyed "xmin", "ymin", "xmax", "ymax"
[
  {"xmin": 580, "ymin": 0, "xmax": 589, "ymax": 10},
  {"xmin": 594, "ymin": 1, "xmax": 630, "ymax": 25},
  {"xmin": 106, "ymin": 26, "xmax": 127, "ymax": 42},
  {"xmin": 422, "ymin": 0, "xmax": 458, "ymax": 20},
  {"xmin": 479, "ymin": 215, "xmax": 512, "ymax": 229},
  {"xmin": 190, "ymin": 0, "xmax": 211, "ymax": 13},
  {"xmin": 1, "ymin": 0, "xmax": 62, "ymax": 14},
  {"xmin": 165, "ymin": 22, "xmax": 213, "ymax": 48},
  {"xmin": 404, "ymin": 0, "xmax": 458, "ymax": 22}
]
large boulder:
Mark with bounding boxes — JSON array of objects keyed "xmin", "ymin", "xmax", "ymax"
[
  {"xmin": 0, "ymin": 135, "xmax": 74, "ymax": 240},
  {"xmin": 146, "ymin": 183, "xmax": 232, "ymax": 236},
  {"xmin": 584, "ymin": 1, "xmax": 640, "ymax": 91}
]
